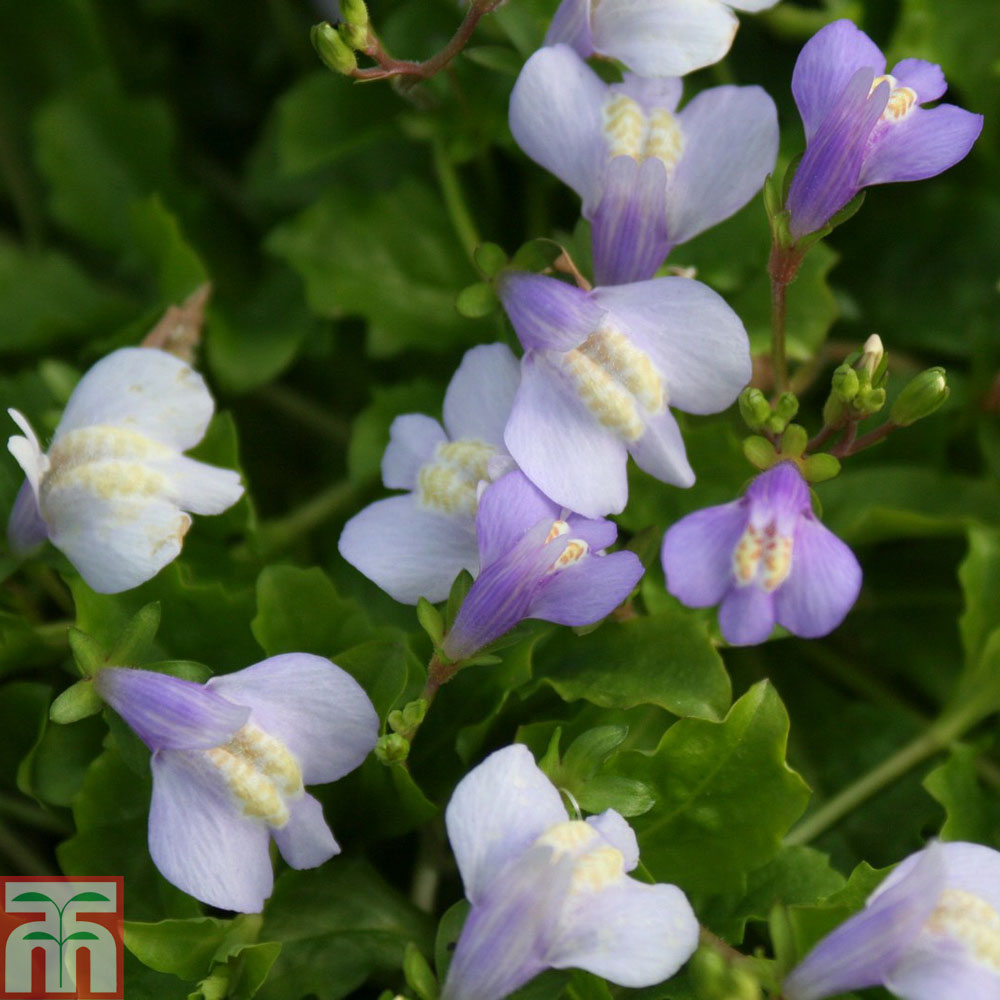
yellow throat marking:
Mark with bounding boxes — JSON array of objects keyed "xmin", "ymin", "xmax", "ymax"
[
  {"xmin": 417, "ymin": 438, "xmax": 495, "ymax": 516},
  {"xmin": 925, "ymin": 888, "xmax": 1000, "ymax": 972},
  {"xmin": 535, "ymin": 820, "xmax": 625, "ymax": 893},
  {"xmin": 603, "ymin": 94, "xmax": 685, "ymax": 168}
]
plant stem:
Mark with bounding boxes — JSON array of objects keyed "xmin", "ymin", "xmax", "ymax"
[
  {"xmin": 432, "ymin": 135, "xmax": 480, "ymax": 261},
  {"xmin": 831, "ymin": 420, "xmax": 898, "ymax": 458},
  {"xmin": 784, "ymin": 703, "xmax": 983, "ymax": 846},
  {"xmin": 769, "ymin": 273, "xmax": 789, "ymax": 395}
]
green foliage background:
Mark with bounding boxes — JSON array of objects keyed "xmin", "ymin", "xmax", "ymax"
[{"xmin": 0, "ymin": 0, "xmax": 998, "ymax": 997}]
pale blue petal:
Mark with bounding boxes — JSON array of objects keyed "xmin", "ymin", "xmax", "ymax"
[
  {"xmin": 591, "ymin": 277, "xmax": 751, "ymax": 416},
  {"xmin": 667, "ymin": 85, "xmax": 778, "ymax": 245},
  {"xmin": 94, "ymin": 667, "xmax": 249, "ymax": 751},
  {"xmin": 338, "ymin": 493, "xmax": 479, "ymax": 604},
  {"xmin": 8, "ymin": 479, "xmax": 48, "ymax": 553},
  {"xmin": 890, "ymin": 58, "xmax": 946, "ymax": 101},
  {"xmin": 445, "ymin": 744, "xmax": 567, "ymax": 905},
  {"xmin": 885, "ymin": 937, "xmax": 1000, "ymax": 1000},
  {"xmin": 774, "ymin": 515, "xmax": 862, "ymax": 639},
  {"xmin": 614, "ymin": 75, "xmax": 683, "ymax": 114},
  {"xmin": 207, "ymin": 654, "xmax": 378, "ymax": 786},
  {"xmin": 718, "ymin": 584, "xmax": 776, "ymax": 646},
  {"xmin": 586, "ymin": 810, "xmax": 639, "ymax": 871},
  {"xmin": 476, "ymin": 470, "xmax": 559, "ymax": 569},
  {"xmin": 548, "ymin": 878, "xmax": 699, "ymax": 986},
  {"xmin": 544, "ymin": 0, "xmax": 593, "ymax": 57},
  {"xmin": 381, "ymin": 414, "xmax": 447, "ymax": 491},
  {"xmin": 627, "ymin": 408, "xmax": 694, "ymax": 488},
  {"xmin": 443, "ymin": 343, "xmax": 521, "ymax": 447},
  {"xmin": 508, "ymin": 44, "xmax": 606, "ymax": 208},
  {"xmin": 271, "ymin": 793, "xmax": 340, "ymax": 869},
  {"xmin": 149, "ymin": 750, "xmax": 273, "ymax": 913},
  {"xmin": 528, "ymin": 550, "xmax": 643, "ymax": 626},
  {"xmin": 504, "ymin": 351, "xmax": 629, "ymax": 519},
  {"xmin": 499, "ymin": 272, "xmax": 603, "ymax": 353},
  {"xmin": 663, "ymin": 501, "xmax": 746, "ymax": 607}
]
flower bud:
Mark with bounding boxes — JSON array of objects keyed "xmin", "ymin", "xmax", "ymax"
[
  {"xmin": 743, "ymin": 435, "xmax": 777, "ymax": 471},
  {"xmin": 856, "ymin": 333, "xmax": 885, "ymax": 383},
  {"xmin": 311, "ymin": 22, "xmax": 357, "ymax": 74},
  {"xmin": 375, "ymin": 732, "xmax": 410, "ymax": 764},
  {"xmin": 339, "ymin": 20, "xmax": 368, "ymax": 51},
  {"xmin": 800, "ymin": 452, "xmax": 841, "ymax": 483},
  {"xmin": 831, "ymin": 364, "xmax": 860, "ymax": 402},
  {"xmin": 340, "ymin": 0, "xmax": 368, "ymax": 28},
  {"xmin": 766, "ymin": 391, "xmax": 799, "ymax": 434},
  {"xmin": 780, "ymin": 423, "xmax": 808, "ymax": 458},
  {"xmin": 738, "ymin": 387, "xmax": 771, "ymax": 431},
  {"xmin": 854, "ymin": 385, "xmax": 886, "ymax": 417},
  {"xmin": 890, "ymin": 367, "xmax": 949, "ymax": 426}
]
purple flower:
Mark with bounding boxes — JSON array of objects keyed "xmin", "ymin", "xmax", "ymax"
[
  {"xmin": 442, "ymin": 470, "xmax": 642, "ymax": 661},
  {"xmin": 510, "ymin": 44, "xmax": 777, "ymax": 284},
  {"xmin": 661, "ymin": 462, "xmax": 861, "ymax": 645},
  {"xmin": 498, "ymin": 271, "xmax": 750, "ymax": 518},
  {"xmin": 7, "ymin": 348, "xmax": 243, "ymax": 594},
  {"xmin": 785, "ymin": 841, "xmax": 1000, "ymax": 1000},
  {"xmin": 785, "ymin": 19, "xmax": 983, "ymax": 240},
  {"xmin": 94, "ymin": 655, "xmax": 378, "ymax": 912},
  {"xmin": 338, "ymin": 344, "xmax": 521, "ymax": 604},
  {"xmin": 545, "ymin": 0, "xmax": 780, "ymax": 79},
  {"xmin": 441, "ymin": 744, "xmax": 699, "ymax": 1000}
]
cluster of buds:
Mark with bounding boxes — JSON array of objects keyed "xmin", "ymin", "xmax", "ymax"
[
  {"xmin": 822, "ymin": 334, "xmax": 889, "ymax": 427},
  {"xmin": 310, "ymin": 0, "xmax": 369, "ymax": 76}
]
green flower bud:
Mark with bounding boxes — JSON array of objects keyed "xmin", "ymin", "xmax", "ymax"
[
  {"xmin": 831, "ymin": 364, "xmax": 860, "ymax": 402},
  {"xmin": 743, "ymin": 435, "xmax": 778, "ymax": 470},
  {"xmin": 775, "ymin": 391, "xmax": 799, "ymax": 423},
  {"xmin": 780, "ymin": 423, "xmax": 808, "ymax": 458},
  {"xmin": 310, "ymin": 22, "xmax": 357, "ymax": 74},
  {"xmin": 800, "ymin": 452, "xmax": 841, "ymax": 483},
  {"xmin": 738, "ymin": 387, "xmax": 772, "ymax": 431},
  {"xmin": 855, "ymin": 385, "xmax": 886, "ymax": 417},
  {"xmin": 340, "ymin": 0, "xmax": 369, "ymax": 28},
  {"xmin": 338, "ymin": 20, "xmax": 368, "ymax": 51},
  {"xmin": 375, "ymin": 732, "xmax": 410, "ymax": 764},
  {"xmin": 890, "ymin": 367, "xmax": 949, "ymax": 426},
  {"xmin": 822, "ymin": 393, "xmax": 847, "ymax": 429}
]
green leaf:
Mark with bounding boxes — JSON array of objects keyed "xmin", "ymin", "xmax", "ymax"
[
  {"xmin": 612, "ymin": 681, "xmax": 809, "ymax": 894},
  {"xmin": 125, "ymin": 915, "xmax": 262, "ymax": 982},
  {"xmin": 17, "ymin": 704, "xmax": 105, "ymax": 807},
  {"xmin": 252, "ymin": 565, "xmax": 374, "ymax": 658},
  {"xmin": 958, "ymin": 526, "xmax": 1000, "ymax": 670},
  {"xmin": 924, "ymin": 743, "xmax": 1000, "ymax": 845},
  {"xmin": 267, "ymin": 179, "xmax": 485, "ymax": 357},
  {"xmin": 532, "ymin": 614, "xmax": 731, "ymax": 721},
  {"xmin": 107, "ymin": 602, "xmax": 162, "ymax": 667},
  {"xmin": 257, "ymin": 859, "xmax": 434, "ymax": 1000},
  {"xmin": 455, "ymin": 281, "xmax": 497, "ymax": 318},
  {"xmin": 128, "ymin": 195, "xmax": 206, "ymax": 302}
]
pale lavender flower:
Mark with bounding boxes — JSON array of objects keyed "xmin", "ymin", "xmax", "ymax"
[
  {"xmin": 545, "ymin": 0, "xmax": 779, "ymax": 79},
  {"xmin": 7, "ymin": 347, "xmax": 243, "ymax": 594},
  {"xmin": 498, "ymin": 271, "xmax": 750, "ymax": 518},
  {"xmin": 441, "ymin": 744, "xmax": 699, "ymax": 1000},
  {"xmin": 94, "ymin": 656, "xmax": 378, "ymax": 912},
  {"xmin": 338, "ymin": 343, "xmax": 521, "ymax": 604},
  {"xmin": 442, "ymin": 470, "xmax": 642, "ymax": 661},
  {"xmin": 785, "ymin": 19, "xmax": 983, "ymax": 239},
  {"xmin": 510, "ymin": 44, "xmax": 777, "ymax": 284},
  {"xmin": 661, "ymin": 462, "xmax": 861, "ymax": 645},
  {"xmin": 785, "ymin": 841, "xmax": 1000, "ymax": 1000}
]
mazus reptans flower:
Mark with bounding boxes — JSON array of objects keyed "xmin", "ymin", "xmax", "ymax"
[
  {"xmin": 661, "ymin": 461, "xmax": 861, "ymax": 645},
  {"xmin": 510, "ymin": 44, "xmax": 777, "ymax": 284},
  {"xmin": 441, "ymin": 744, "xmax": 698, "ymax": 1000},
  {"xmin": 94, "ymin": 655, "xmax": 378, "ymax": 913},
  {"xmin": 7, "ymin": 347, "xmax": 243, "ymax": 594}
]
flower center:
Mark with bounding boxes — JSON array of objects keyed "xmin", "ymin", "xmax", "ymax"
[
  {"xmin": 925, "ymin": 888, "xmax": 1000, "ymax": 972},
  {"xmin": 206, "ymin": 722, "xmax": 303, "ymax": 828},
  {"xmin": 869, "ymin": 74, "xmax": 918, "ymax": 122},
  {"xmin": 560, "ymin": 324, "xmax": 666, "ymax": 442},
  {"xmin": 417, "ymin": 438, "xmax": 496, "ymax": 516},
  {"xmin": 603, "ymin": 94, "xmax": 685, "ymax": 169},
  {"xmin": 731, "ymin": 521, "xmax": 793, "ymax": 592},
  {"xmin": 534, "ymin": 820, "xmax": 625, "ymax": 892}
]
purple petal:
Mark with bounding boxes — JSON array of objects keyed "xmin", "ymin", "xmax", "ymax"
[
  {"xmin": 55, "ymin": 347, "xmax": 215, "ymax": 452},
  {"xmin": 444, "ymin": 744, "xmax": 567, "ymax": 905},
  {"xmin": 544, "ymin": 0, "xmax": 594, "ymax": 60},
  {"xmin": 744, "ymin": 461, "xmax": 811, "ymax": 518},
  {"xmin": 786, "ymin": 67, "xmax": 888, "ymax": 239},
  {"xmin": 149, "ymin": 750, "xmax": 273, "ymax": 913},
  {"xmin": 443, "ymin": 847, "xmax": 571, "ymax": 1000},
  {"xmin": 338, "ymin": 493, "xmax": 479, "ymax": 604},
  {"xmin": 885, "ymin": 937, "xmax": 1000, "ymax": 1000},
  {"xmin": 773, "ymin": 515, "xmax": 861, "ymax": 639},
  {"xmin": 890, "ymin": 58, "xmax": 946, "ymax": 102},
  {"xmin": 718, "ymin": 584, "xmax": 776, "ymax": 646},
  {"xmin": 207, "ymin": 654, "xmax": 378, "ymax": 786},
  {"xmin": 498, "ymin": 272, "xmax": 603, "ymax": 353},
  {"xmin": 591, "ymin": 277, "xmax": 751, "ymax": 416},
  {"xmin": 547, "ymin": 878, "xmax": 699, "ymax": 986},
  {"xmin": 586, "ymin": 810, "xmax": 639, "ymax": 871},
  {"xmin": 589, "ymin": 0, "xmax": 738, "ymax": 78},
  {"xmin": 663, "ymin": 501, "xmax": 747, "ymax": 607},
  {"xmin": 94, "ymin": 667, "xmax": 249, "ymax": 751},
  {"xmin": 877, "ymin": 841, "xmax": 1000, "ymax": 912},
  {"xmin": 381, "ymin": 414, "xmax": 447, "ymax": 491},
  {"xmin": 791, "ymin": 19, "xmax": 886, "ymax": 142},
  {"xmin": 784, "ymin": 843, "xmax": 946, "ymax": 1000},
  {"xmin": 627, "ymin": 408, "xmax": 694, "ymax": 488},
  {"xmin": 860, "ymin": 104, "xmax": 984, "ymax": 187},
  {"xmin": 8, "ymin": 479, "xmax": 48, "ymax": 553},
  {"xmin": 591, "ymin": 156, "xmax": 670, "ymax": 286},
  {"xmin": 563, "ymin": 514, "xmax": 617, "ymax": 552},
  {"xmin": 443, "ymin": 343, "xmax": 521, "ymax": 447},
  {"xmin": 614, "ymin": 75, "xmax": 683, "ymax": 114},
  {"xmin": 476, "ymin": 470, "xmax": 559, "ymax": 569},
  {"xmin": 271, "ymin": 792, "xmax": 339, "ymax": 869},
  {"xmin": 528, "ymin": 550, "xmax": 643, "ymax": 626},
  {"xmin": 503, "ymin": 351, "xmax": 628, "ymax": 519},
  {"xmin": 508, "ymin": 44, "xmax": 606, "ymax": 208},
  {"xmin": 667, "ymin": 85, "xmax": 778, "ymax": 246}
]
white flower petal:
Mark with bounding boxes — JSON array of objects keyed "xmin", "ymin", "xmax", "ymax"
[
  {"xmin": 443, "ymin": 343, "xmax": 521, "ymax": 448},
  {"xmin": 381, "ymin": 414, "xmax": 447, "ymax": 491},
  {"xmin": 271, "ymin": 793, "xmax": 340, "ymax": 870}
]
